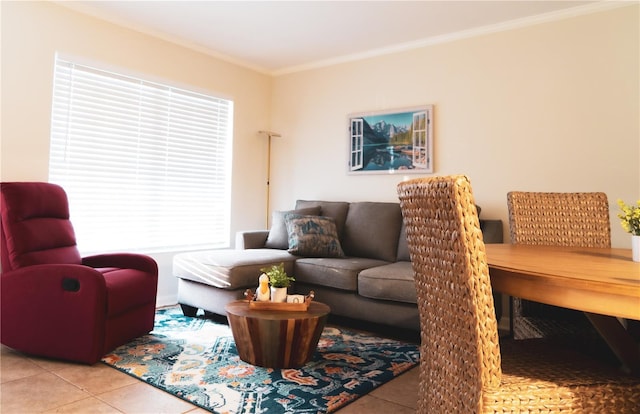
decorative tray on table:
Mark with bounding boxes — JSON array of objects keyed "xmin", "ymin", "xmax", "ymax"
[{"xmin": 244, "ymin": 289, "xmax": 315, "ymax": 311}]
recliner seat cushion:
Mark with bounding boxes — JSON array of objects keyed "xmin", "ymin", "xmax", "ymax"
[
  {"xmin": 102, "ymin": 268, "xmax": 158, "ymax": 316},
  {"xmin": 173, "ymin": 249, "xmax": 296, "ymax": 290}
]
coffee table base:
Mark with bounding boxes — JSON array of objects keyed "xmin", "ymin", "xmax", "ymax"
[{"xmin": 225, "ymin": 301, "xmax": 330, "ymax": 368}]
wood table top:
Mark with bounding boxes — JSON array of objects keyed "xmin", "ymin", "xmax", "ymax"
[{"xmin": 484, "ymin": 244, "xmax": 640, "ymax": 320}]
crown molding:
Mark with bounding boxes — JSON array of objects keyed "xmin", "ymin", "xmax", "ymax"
[
  {"xmin": 272, "ymin": 1, "xmax": 635, "ymax": 76},
  {"xmin": 54, "ymin": 1, "xmax": 635, "ymax": 78}
]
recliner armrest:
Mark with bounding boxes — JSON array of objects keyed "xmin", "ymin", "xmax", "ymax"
[
  {"xmin": 235, "ymin": 230, "xmax": 269, "ymax": 249},
  {"xmin": 82, "ymin": 253, "xmax": 158, "ymax": 275},
  {"xmin": 0, "ymin": 264, "xmax": 108, "ymax": 363},
  {"xmin": 1, "ymin": 263, "xmax": 108, "ymax": 299}
]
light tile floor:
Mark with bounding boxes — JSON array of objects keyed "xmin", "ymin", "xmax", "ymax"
[{"xmin": 1, "ymin": 338, "xmax": 419, "ymax": 414}]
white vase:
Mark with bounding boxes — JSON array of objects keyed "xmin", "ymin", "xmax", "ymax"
[
  {"xmin": 270, "ymin": 287, "xmax": 287, "ymax": 303},
  {"xmin": 632, "ymin": 235, "xmax": 640, "ymax": 263}
]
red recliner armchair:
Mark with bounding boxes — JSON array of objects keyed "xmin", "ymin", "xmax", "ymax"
[{"xmin": 1, "ymin": 182, "xmax": 158, "ymax": 364}]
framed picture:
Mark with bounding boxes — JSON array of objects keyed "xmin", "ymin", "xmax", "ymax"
[{"xmin": 348, "ymin": 105, "xmax": 433, "ymax": 174}]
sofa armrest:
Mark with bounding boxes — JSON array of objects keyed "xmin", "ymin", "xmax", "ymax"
[
  {"xmin": 236, "ymin": 230, "xmax": 269, "ymax": 249},
  {"xmin": 480, "ymin": 219, "xmax": 504, "ymax": 244}
]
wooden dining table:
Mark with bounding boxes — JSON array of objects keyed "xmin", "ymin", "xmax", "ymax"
[{"xmin": 484, "ymin": 244, "xmax": 640, "ymax": 375}]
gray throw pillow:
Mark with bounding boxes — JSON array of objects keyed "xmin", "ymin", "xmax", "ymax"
[
  {"xmin": 264, "ymin": 207, "xmax": 321, "ymax": 249},
  {"xmin": 285, "ymin": 214, "xmax": 344, "ymax": 257}
]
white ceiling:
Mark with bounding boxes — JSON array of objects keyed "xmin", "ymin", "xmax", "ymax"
[{"xmin": 60, "ymin": 1, "xmax": 622, "ymax": 75}]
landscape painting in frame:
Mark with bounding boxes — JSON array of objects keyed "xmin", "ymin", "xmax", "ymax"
[{"xmin": 348, "ymin": 105, "xmax": 433, "ymax": 174}]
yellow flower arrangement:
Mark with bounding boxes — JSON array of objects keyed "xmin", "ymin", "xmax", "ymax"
[{"xmin": 617, "ymin": 199, "xmax": 640, "ymax": 236}]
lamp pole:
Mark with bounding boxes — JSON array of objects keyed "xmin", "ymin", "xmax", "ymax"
[{"xmin": 259, "ymin": 131, "xmax": 281, "ymax": 227}]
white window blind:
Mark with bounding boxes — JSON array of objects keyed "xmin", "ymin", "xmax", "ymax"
[{"xmin": 49, "ymin": 57, "xmax": 233, "ymax": 254}]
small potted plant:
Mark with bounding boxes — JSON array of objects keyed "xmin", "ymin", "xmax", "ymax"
[
  {"xmin": 617, "ymin": 199, "xmax": 640, "ymax": 262},
  {"xmin": 260, "ymin": 262, "xmax": 295, "ymax": 302}
]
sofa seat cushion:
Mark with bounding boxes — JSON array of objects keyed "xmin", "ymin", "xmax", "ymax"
[
  {"xmin": 174, "ymin": 249, "xmax": 295, "ymax": 290},
  {"xmin": 358, "ymin": 261, "xmax": 417, "ymax": 304},
  {"xmin": 294, "ymin": 257, "xmax": 389, "ymax": 291}
]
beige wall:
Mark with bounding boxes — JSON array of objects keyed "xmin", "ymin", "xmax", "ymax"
[
  {"xmin": 0, "ymin": 1, "xmax": 272, "ymax": 304},
  {"xmin": 270, "ymin": 4, "xmax": 639, "ymax": 249}
]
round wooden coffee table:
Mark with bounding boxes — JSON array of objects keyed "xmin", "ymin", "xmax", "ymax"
[{"xmin": 225, "ymin": 300, "xmax": 330, "ymax": 368}]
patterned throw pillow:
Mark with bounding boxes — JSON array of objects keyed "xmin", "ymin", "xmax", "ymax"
[{"xmin": 285, "ymin": 214, "xmax": 344, "ymax": 257}]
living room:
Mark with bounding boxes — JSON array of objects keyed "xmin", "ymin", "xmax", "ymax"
[
  {"xmin": 2, "ymin": 1, "xmax": 639, "ymax": 412},
  {"xmin": 3, "ymin": 1, "xmax": 638, "ymax": 308}
]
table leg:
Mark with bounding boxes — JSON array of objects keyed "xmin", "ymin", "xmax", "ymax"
[{"xmin": 585, "ymin": 312, "xmax": 640, "ymax": 376}]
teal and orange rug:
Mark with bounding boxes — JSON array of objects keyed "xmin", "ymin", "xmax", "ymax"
[{"xmin": 102, "ymin": 307, "xmax": 419, "ymax": 413}]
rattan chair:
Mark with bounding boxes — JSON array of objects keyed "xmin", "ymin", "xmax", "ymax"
[
  {"xmin": 507, "ymin": 191, "xmax": 610, "ymax": 340},
  {"xmin": 397, "ymin": 176, "xmax": 640, "ymax": 413}
]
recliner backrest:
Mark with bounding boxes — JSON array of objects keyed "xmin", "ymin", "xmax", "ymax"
[{"xmin": 0, "ymin": 182, "xmax": 81, "ymax": 271}]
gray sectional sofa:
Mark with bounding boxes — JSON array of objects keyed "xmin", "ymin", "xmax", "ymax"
[{"xmin": 173, "ymin": 200, "xmax": 503, "ymax": 331}]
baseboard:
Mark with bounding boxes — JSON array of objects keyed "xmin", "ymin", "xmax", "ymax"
[{"xmin": 156, "ymin": 294, "xmax": 178, "ymax": 308}]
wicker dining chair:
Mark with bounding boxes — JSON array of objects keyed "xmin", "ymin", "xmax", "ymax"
[
  {"xmin": 397, "ymin": 176, "xmax": 640, "ymax": 413},
  {"xmin": 507, "ymin": 191, "xmax": 610, "ymax": 341}
]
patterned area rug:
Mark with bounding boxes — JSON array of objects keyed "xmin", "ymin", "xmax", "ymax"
[{"xmin": 102, "ymin": 307, "xmax": 419, "ymax": 413}]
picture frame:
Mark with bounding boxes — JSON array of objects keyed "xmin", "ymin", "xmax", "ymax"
[{"xmin": 347, "ymin": 105, "xmax": 433, "ymax": 174}]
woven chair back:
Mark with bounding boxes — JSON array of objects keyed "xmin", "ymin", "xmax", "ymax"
[
  {"xmin": 398, "ymin": 175, "xmax": 501, "ymax": 413},
  {"xmin": 507, "ymin": 191, "xmax": 611, "ymax": 248}
]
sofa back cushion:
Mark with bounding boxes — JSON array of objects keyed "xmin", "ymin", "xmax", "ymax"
[
  {"xmin": 396, "ymin": 222, "xmax": 410, "ymax": 261},
  {"xmin": 341, "ymin": 202, "xmax": 402, "ymax": 262},
  {"xmin": 295, "ymin": 200, "xmax": 350, "ymax": 240}
]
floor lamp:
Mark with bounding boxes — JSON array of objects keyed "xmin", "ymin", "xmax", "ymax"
[{"xmin": 259, "ymin": 130, "xmax": 281, "ymax": 227}]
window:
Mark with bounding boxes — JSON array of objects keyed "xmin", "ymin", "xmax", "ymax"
[{"xmin": 49, "ymin": 56, "xmax": 233, "ymax": 254}]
